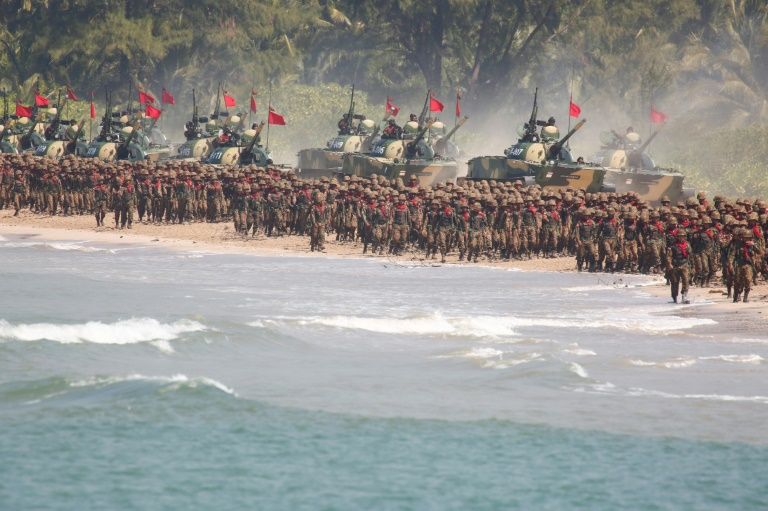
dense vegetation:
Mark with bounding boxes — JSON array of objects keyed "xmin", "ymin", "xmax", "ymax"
[{"xmin": 0, "ymin": 0, "xmax": 766, "ymax": 195}]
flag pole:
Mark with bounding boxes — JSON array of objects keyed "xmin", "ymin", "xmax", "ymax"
[
  {"xmin": 648, "ymin": 89, "xmax": 653, "ymax": 156},
  {"xmin": 454, "ymin": 87, "xmax": 458, "ymax": 131},
  {"xmin": 249, "ymin": 73, "xmax": 255, "ymax": 127},
  {"xmin": 566, "ymin": 66, "xmax": 574, "ymax": 149},
  {"xmin": 266, "ymin": 82, "xmax": 272, "ymax": 151},
  {"xmin": 89, "ymin": 92, "xmax": 93, "ymax": 141}
]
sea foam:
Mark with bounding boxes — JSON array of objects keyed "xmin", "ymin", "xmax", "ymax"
[
  {"xmin": 270, "ymin": 309, "xmax": 715, "ymax": 337},
  {"xmin": 0, "ymin": 318, "xmax": 205, "ymax": 345},
  {"xmin": 69, "ymin": 373, "xmax": 237, "ymax": 396}
]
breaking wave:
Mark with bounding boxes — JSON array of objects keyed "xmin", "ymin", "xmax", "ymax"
[
  {"xmin": 0, "ymin": 240, "xmax": 114, "ymax": 253},
  {"xmin": 630, "ymin": 354, "xmax": 764, "ymax": 368},
  {"xmin": 69, "ymin": 374, "xmax": 237, "ymax": 396},
  {"xmin": 2, "ymin": 374, "xmax": 237, "ymax": 406},
  {"xmin": 0, "ymin": 318, "xmax": 206, "ymax": 346},
  {"xmin": 258, "ymin": 309, "xmax": 716, "ymax": 338}
]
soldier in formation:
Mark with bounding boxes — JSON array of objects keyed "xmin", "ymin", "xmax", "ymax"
[{"xmin": 1, "ymin": 154, "xmax": 766, "ymax": 304}]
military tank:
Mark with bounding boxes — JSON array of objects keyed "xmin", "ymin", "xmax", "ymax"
[
  {"xmin": 341, "ymin": 115, "xmax": 465, "ymax": 186},
  {"xmin": 32, "ymin": 118, "xmax": 89, "ymax": 158},
  {"xmin": 16, "ymin": 113, "xmax": 47, "ymax": 153},
  {"xmin": 31, "ymin": 99, "xmax": 89, "ymax": 158},
  {"xmin": 176, "ymin": 89, "xmax": 217, "ymax": 160},
  {"xmin": 83, "ymin": 91, "xmax": 172, "ymax": 162},
  {"xmin": 591, "ymin": 128, "xmax": 693, "ymax": 203},
  {"xmin": 297, "ymin": 85, "xmax": 379, "ymax": 179},
  {"xmin": 205, "ymin": 121, "xmax": 271, "ymax": 166},
  {"xmin": 0, "ymin": 118, "xmax": 22, "ymax": 154},
  {"xmin": 466, "ymin": 89, "xmax": 609, "ymax": 193}
]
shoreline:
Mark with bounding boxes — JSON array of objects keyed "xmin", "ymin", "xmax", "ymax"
[{"xmin": 2, "ymin": 210, "xmax": 767, "ymax": 323}]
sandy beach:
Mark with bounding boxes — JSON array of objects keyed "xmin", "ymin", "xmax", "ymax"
[{"xmin": 2, "ymin": 209, "xmax": 766, "ymax": 318}]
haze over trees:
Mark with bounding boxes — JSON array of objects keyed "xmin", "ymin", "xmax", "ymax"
[{"xmin": 0, "ymin": 0, "xmax": 766, "ymax": 194}]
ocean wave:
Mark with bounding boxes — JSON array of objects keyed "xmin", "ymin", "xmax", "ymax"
[
  {"xmin": 625, "ymin": 387, "xmax": 768, "ymax": 404},
  {"xmin": 630, "ymin": 354, "xmax": 763, "ymax": 368},
  {"xmin": 69, "ymin": 374, "xmax": 237, "ymax": 396},
  {"xmin": 258, "ymin": 309, "xmax": 715, "ymax": 338},
  {"xmin": 562, "ymin": 278, "xmax": 663, "ymax": 292},
  {"xmin": 563, "ymin": 344, "xmax": 597, "ymax": 356},
  {"xmin": 629, "ymin": 357, "xmax": 698, "ymax": 369},
  {"xmin": 568, "ymin": 362, "xmax": 590, "ymax": 379},
  {"xmin": 0, "ymin": 240, "xmax": 113, "ymax": 253},
  {"xmin": 295, "ymin": 313, "xmax": 520, "ymax": 338},
  {"xmin": 1, "ymin": 374, "xmax": 237, "ymax": 406},
  {"xmin": 481, "ymin": 352, "xmax": 543, "ymax": 369},
  {"xmin": 0, "ymin": 318, "xmax": 205, "ymax": 346},
  {"xmin": 580, "ymin": 382, "xmax": 768, "ymax": 404},
  {"xmin": 699, "ymin": 354, "xmax": 764, "ymax": 364}
]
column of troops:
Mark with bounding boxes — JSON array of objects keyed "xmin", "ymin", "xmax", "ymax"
[{"xmin": 1, "ymin": 153, "xmax": 766, "ymax": 303}]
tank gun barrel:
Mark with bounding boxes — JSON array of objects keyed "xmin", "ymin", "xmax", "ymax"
[
  {"xmin": 213, "ymin": 82, "xmax": 221, "ymax": 118},
  {"xmin": 406, "ymin": 120, "xmax": 434, "ymax": 159},
  {"xmin": 520, "ymin": 88, "xmax": 539, "ymax": 142},
  {"xmin": 118, "ymin": 121, "xmax": 139, "ymax": 156},
  {"xmin": 24, "ymin": 110, "xmax": 39, "ymax": 141},
  {"xmin": 71, "ymin": 118, "xmax": 85, "ymax": 142},
  {"xmin": 99, "ymin": 90, "xmax": 112, "ymax": 140},
  {"xmin": 191, "ymin": 88, "xmax": 199, "ymax": 137},
  {"xmin": 239, "ymin": 121, "xmax": 266, "ymax": 163},
  {"xmin": 346, "ymin": 84, "xmax": 355, "ymax": 133},
  {"xmin": 547, "ymin": 118, "xmax": 586, "ymax": 159},
  {"xmin": 51, "ymin": 91, "xmax": 64, "ymax": 126},
  {"xmin": 636, "ymin": 129, "xmax": 661, "ymax": 154},
  {"xmin": 444, "ymin": 116, "xmax": 468, "ymax": 140},
  {"xmin": 418, "ymin": 90, "xmax": 430, "ymax": 129}
]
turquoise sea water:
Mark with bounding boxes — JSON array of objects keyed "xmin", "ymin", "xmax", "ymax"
[{"xmin": 1, "ymin": 236, "xmax": 766, "ymax": 510}]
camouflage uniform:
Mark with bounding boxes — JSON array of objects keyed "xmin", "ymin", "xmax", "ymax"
[
  {"xmin": 666, "ymin": 231, "xmax": 692, "ymax": 304},
  {"xmin": 576, "ymin": 212, "xmax": 598, "ymax": 272}
]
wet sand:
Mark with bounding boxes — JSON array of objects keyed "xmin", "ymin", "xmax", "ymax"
[
  {"xmin": 2, "ymin": 209, "xmax": 766, "ymax": 327},
  {"xmin": 0, "ymin": 210, "xmax": 573, "ymax": 271}
]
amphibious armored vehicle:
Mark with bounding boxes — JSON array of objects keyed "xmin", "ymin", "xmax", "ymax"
[
  {"xmin": 466, "ymin": 89, "xmax": 609, "ymax": 193},
  {"xmin": 297, "ymin": 86, "xmax": 378, "ymax": 179},
  {"xmin": 341, "ymin": 113, "xmax": 466, "ymax": 186},
  {"xmin": 591, "ymin": 129, "xmax": 693, "ymax": 203}
]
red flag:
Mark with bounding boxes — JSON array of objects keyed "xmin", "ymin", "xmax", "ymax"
[
  {"xmin": 15, "ymin": 103, "xmax": 33, "ymax": 117},
  {"xmin": 90, "ymin": 99, "xmax": 96, "ymax": 119},
  {"xmin": 455, "ymin": 92, "xmax": 462, "ymax": 117},
  {"xmin": 223, "ymin": 91, "xmax": 236, "ymax": 108},
  {"xmin": 268, "ymin": 107, "xmax": 286, "ymax": 126},
  {"xmin": 66, "ymin": 86, "xmax": 79, "ymax": 101},
  {"xmin": 650, "ymin": 106, "xmax": 667, "ymax": 124},
  {"xmin": 139, "ymin": 90, "xmax": 155, "ymax": 104},
  {"xmin": 145, "ymin": 104, "xmax": 162, "ymax": 119},
  {"xmin": 569, "ymin": 98, "xmax": 581, "ymax": 118},
  {"xmin": 161, "ymin": 88, "xmax": 175, "ymax": 105},
  {"xmin": 250, "ymin": 90, "xmax": 257, "ymax": 113},
  {"xmin": 34, "ymin": 93, "xmax": 49, "ymax": 108},
  {"xmin": 385, "ymin": 96, "xmax": 400, "ymax": 117},
  {"xmin": 429, "ymin": 94, "xmax": 444, "ymax": 113}
]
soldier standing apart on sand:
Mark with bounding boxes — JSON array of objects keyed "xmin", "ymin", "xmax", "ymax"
[
  {"xmin": 576, "ymin": 209, "xmax": 598, "ymax": 272},
  {"xmin": 666, "ymin": 229, "xmax": 692, "ymax": 304},
  {"xmin": 730, "ymin": 229, "xmax": 757, "ymax": 303},
  {"xmin": 93, "ymin": 179, "xmax": 108, "ymax": 227},
  {"xmin": 309, "ymin": 196, "xmax": 326, "ymax": 252},
  {"xmin": 120, "ymin": 178, "xmax": 135, "ymax": 229}
]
